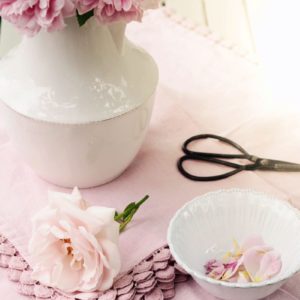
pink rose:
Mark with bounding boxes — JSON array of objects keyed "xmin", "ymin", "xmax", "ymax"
[
  {"xmin": 28, "ymin": 188, "xmax": 121, "ymax": 293},
  {"xmin": 0, "ymin": 0, "xmax": 76, "ymax": 36}
]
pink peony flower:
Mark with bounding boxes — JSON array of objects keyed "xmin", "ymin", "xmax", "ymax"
[
  {"xmin": 0, "ymin": 0, "xmax": 41, "ymax": 36},
  {"xmin": 28, "ymin": 188, "xmax": 121, "ymax": 293},
  {"xmin": 0, "ymin": 0, "xmax": 76, "ymax": 36},
  {"xmin": 77, "ymin": 0, "xmax": 99, "ymax": 14},
  {"xmin": 77, "ymin": 0, "xmax": 159, "ymax": 16},
  {"xmin": 94, "ymin": 0, "xmax": 143, "ymax": 23}
]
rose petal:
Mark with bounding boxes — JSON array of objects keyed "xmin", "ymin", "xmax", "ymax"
[
  {"xmin": 222, "ymin": 257, "xmax": 243, "ymax": 281},
  {"xmin": 241, "ymin": 235, "xmax": 265, "ymax": 252},
  {"xmin": 255, "ymin": 250, "xmax": 282, "ymax": 281},
  {"xmin": 243, "ymin": 246, "xmax": 272, "ymax": 282},
  {"xmin": 237, "ymin": 271, "xmax": 251, "ymax": 283}
]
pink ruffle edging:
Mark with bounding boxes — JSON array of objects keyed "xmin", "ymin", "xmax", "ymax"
[{"xmin": 0, "ymin": 234, "xmax": 189, "ymax": 300}]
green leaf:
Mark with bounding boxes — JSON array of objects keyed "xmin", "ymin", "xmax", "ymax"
[
  {"xmin": 76, "ymin": 10, "xmax": 94, "ymax": 27},
  {"xmin": 115, "ymin": 195, "xmax": 149, "ymax": 232}
]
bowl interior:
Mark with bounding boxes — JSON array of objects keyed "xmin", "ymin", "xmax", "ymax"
[{"xmin": 168, "ymin": 189, "xmax": 300, "ymax": 285}]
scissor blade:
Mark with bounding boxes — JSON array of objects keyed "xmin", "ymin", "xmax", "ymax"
[{"xmin": 258, "ymin": 158, "xmax": 300, "ymax": 172}]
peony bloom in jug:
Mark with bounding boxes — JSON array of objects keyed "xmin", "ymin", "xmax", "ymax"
[{"xmin": 0, "ymin": 0, "xmax": 160, "ymax": 36}]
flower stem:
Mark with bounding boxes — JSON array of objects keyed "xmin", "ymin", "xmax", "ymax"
[{"xmin": 115, "ymin": 195, "xmax": 149, "ymax": 232}]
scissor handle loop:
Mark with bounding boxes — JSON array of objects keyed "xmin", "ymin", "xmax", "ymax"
[
  {"xmin": 177, "ymin": 155, "xmax": 244, "ymax": 181},
  {"xmin": 182, "ymin": 134, "xmax": 250, "ymax": 159}
]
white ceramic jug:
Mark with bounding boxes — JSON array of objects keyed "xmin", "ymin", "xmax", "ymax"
[{"xmin": 0, "ymin": 18, "xmax": 158, "ymax": 188}]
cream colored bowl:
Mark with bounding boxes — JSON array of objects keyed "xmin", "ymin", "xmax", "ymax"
[{"xmin": 168, "ymin": 189, "xmax": 300, "ymax": 300}]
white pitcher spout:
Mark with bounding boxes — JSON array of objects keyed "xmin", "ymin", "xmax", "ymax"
[{"xmin": 108, "ymin": 22, "xmax": 126, "ymax": 55}]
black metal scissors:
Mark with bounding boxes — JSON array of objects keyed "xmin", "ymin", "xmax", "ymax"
[{"xmin": 177, "ymin": 134, "xmax": 300, "ymax": 181}]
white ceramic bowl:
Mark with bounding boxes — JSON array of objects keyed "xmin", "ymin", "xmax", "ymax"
[{"xmin": 168, "ymin": 189, "xmax": 300, "ymax": 300}]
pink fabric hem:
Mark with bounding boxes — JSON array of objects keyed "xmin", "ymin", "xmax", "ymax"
[{"xmin": 0, "ymin": 232, "xmax": 189, "ymax": 300}]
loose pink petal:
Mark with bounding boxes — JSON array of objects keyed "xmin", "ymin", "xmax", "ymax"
[
  {"xmin": 208, "ymin": 265, "xmax": 225, "ymax": 280},
  {"xmin": 243, "ymin": 246, "xmax": 272, "ymax": 282},
  {"xmin": 222, "ymin": 257, "xmax": 243, "ymax": 280},
  {"xmin": 241, "ymin": 235, "xmax": 265, "ymax": 252},
  {"xmin": 237, "ymin": 271, "xmax": 251, "ymax": 283},
  {"xmin": 204, "ymin": 236, "xmax": 282, "ymax": 283},
  {"xmin": 255, "ymin": 250, "xmax": 282, "ymax": 281},
  {"xmin": 227, "ymin": 274, "xmax": 239, "ymax": 283}
]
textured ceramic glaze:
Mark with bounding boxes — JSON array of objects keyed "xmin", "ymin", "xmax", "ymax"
[
  {"xmin": 168, "ymin": 189, "xmax": 300, "ymax": 300},
  {"xmin": 0, "ymin": 18, "xmax": 158, "ymax": 187}
]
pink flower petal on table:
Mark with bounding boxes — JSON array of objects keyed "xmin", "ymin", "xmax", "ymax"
[
  {"xmin": 255, "ymin": 250, "xmax": 282, "ymax": 281},
  {"xmin": 241, "ymin": 235, "xmax": 265, "ymax": 252}
]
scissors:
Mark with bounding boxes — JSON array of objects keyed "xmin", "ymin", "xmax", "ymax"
[{"xmin": 177, "ymin": 134, "xmax": 300, "ymax": 181}]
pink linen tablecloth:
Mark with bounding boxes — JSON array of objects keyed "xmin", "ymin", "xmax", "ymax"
[{"xmin": 1, "ymin": 8, "xmax": 300, "ymax": 299}]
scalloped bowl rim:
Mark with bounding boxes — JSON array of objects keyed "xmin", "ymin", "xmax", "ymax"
[{"xmin": 167, "ymin": 188, "xmax": 300, "ymax": 289}]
